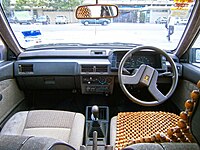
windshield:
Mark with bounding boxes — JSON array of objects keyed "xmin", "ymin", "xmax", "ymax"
[{"xmin": 1, "ymin": 0, "xmax": 194, "ymax": 50}]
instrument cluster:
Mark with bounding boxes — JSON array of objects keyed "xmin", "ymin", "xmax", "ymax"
[{"xmin": 111, "ymin": 51, "xmax": 162, "ymax": 69}]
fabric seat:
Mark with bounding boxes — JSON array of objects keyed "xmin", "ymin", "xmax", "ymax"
[
  {"xmin": 0, "ymin": 135, "xmax": 76, "ymax": 150},
  {"xmin": 0, "ymin": 110, "xmax": 85, "ymax": 150}
]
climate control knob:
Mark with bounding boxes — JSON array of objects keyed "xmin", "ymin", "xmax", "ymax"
[{"xmin": 98, "ymin": 77, "xmax": 107, "ymax": 85}]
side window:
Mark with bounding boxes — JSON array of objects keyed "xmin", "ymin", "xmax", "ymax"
[
  {"xmin": 190, "ymin": 34, "xmax": 200, "ymax": 67},
  {"xmin": 0, "ymin": 37, "xmax": 7, "ymax": 62}
]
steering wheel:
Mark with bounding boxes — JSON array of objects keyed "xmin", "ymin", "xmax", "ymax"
[{"xmin": 118, "ymin": 46, "xmax": 178, "ymax": 106}]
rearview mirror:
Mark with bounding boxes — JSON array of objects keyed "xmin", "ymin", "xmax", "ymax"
[{"xmin": 76, "ymin": 4, "xmax": 118, "ymax": 19}]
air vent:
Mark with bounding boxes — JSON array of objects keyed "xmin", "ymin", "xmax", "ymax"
[
  {"xmin": 81, "ymin": 65, "xmax": 94, "ymax": 72},
  {"xmin": 81, "ymin": 65, "xmax": 108, "ymax": 73},
  {"xmin": 90, "ymin": 50, "xmax": 106, "ymax": 56},
  {"xmin": 18, "ymin": 64, "xmax": 33, "ymax": 74},
  {"xmin": 96, "ymin": 65, "xmax": 108, "ymax": 72}
]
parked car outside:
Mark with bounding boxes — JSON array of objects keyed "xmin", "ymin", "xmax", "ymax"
[
  {"xmin": 7, "ymin": 16, "xmax": 18, "ymax": 24},
  {"xmin": 55, "ymin": 16, "xmax": 68, "ymax": 24},
  {"xmin": 174, "ymin": 17, "xmax": 188, "ymax": 25},
  {"xmin": 155, "ymin": 17, "xmax": 167, "ymax": 24},
  {"xmin": 17, "ymin": 16, "xmax": 35, "ymax": 25},
  {"xmin": 81, "ymin": 19, "xmax": 111, "ymax": 26},
  {"xmin": 35, "ymin": 15, "xmax": 50, "ymax": 25}
]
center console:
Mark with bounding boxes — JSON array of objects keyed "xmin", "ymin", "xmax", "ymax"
[
  {"xmin": 81, "ymin": 76, "xmax": 114, "ymax": 95},
  {"xmin": 85, "ymin": 106, "xmax": 109, "ymax": 148}
]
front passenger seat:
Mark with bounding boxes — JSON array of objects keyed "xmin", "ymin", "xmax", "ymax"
[{"xmin": 0, "ymin": 110, "xmax": 85, "ymax": 150}]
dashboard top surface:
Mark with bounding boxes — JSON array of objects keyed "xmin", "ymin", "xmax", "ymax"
[{"xmin": 14, "ymin": 48, "xmax": 180, "ymax": 76}]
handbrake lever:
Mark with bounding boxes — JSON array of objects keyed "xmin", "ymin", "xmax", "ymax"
[{"xmin": 93, "ymin": 131, "xmax": 97, "ymax": 150}]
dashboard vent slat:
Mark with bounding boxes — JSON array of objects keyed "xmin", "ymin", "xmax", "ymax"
[
  {"xmin": 81, "ymin": 65, "xmax": 108, "ymax": 73},
  {"xmin": 18, "ymin": 64, "xmax": 33, "ymax": 74},
  {"xmin": 96, "ymin": 65, "xmax": 108, "ymax": 72},
  {"xmin": 81, "ymin": 65, "xmax": 94, "ymax": 72}
]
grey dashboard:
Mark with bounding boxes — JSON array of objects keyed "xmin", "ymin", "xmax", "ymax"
[
  {"xmin": 14, "ymin": 59, "xmax": 112, "ymax": 76},
  {"xmin": 14, "ymin": 48, "xmax": 182, "ymax": 94}
]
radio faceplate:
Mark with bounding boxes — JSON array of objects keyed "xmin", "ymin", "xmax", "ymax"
[{"xmin": 81, "ymin": 76, "xmax": 114, "ymax": 94}]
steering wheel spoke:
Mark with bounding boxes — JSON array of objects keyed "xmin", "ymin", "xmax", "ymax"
[
  {"xmin": 122, "ymin": 68, "xmax": 131, "ymax": 75},
  {"xmin": 121, "ymin": 65, "xmax": 146, "ymax": 84},
  {"xmin": 148, "ymin": 71, "xmax": 167, "ymax": 102}
]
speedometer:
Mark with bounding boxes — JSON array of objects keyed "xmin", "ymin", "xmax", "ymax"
[
  {"xmin": 130, "ymin": 58, "xmax": 135, "ymax": 68},
  {"xmin": 125, "ymin": 58, "xmax": 135, "ymax": 68},
  {"xmin": 135, "ymin": 56, "xmax": 150, "ymax": 67}
]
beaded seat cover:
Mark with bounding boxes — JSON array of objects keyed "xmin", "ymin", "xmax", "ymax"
[
  {"xmin": 115, "ymin": 111, "xmax": 180, "ymax": 148},
  {"xmin": 115, "ymin": 80, "xmax": 200, "ymax": 149}
]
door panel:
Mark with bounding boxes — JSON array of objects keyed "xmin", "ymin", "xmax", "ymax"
[
  {"xmin": 0, "ymin": 62, "xmax": 14, "ymax": 81},
  {"xmin": 172, "ymin": 63, "xmax": 199, "ymax": 110},
  {"xmin": 0, "ymin": 60, "xmax": 24, "ymax": 123},
  {"xmin": 182, "ymin": 63, "xmax": 200, "ymax": 84},
  {"xmin": 0, "ymin": 79, "xmax": 24, "ymax": 123},
  {"xmin": 172, "ymin": 79, "xmax": 198, "ymax": 111}
]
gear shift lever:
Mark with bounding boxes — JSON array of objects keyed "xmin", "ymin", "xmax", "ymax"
[
  {"xmin": 89, "ymin": 105, "xmax": 104, "ymax": 138},
  {"xmin": 91, "ymin": 105, "xmax": 99, "ymax": 121}
]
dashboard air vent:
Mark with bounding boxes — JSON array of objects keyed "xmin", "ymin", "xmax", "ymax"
[
  {"xmin": 81, "ymin": 65, "xmax": 94, "ymax": 72},
  {"xmin": 81, "ymin": 65, "xmax": 108, "ymax": 73},
  {"xmin": 18, "ymin": 64, "xmax": 33, "ymax": 74},
  {"xmin": 96, "ymin": 65, "xmax": 108, "ymax": 72}
]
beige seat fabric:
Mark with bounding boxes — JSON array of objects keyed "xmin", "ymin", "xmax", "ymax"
[
  {"xmin": 110, "ymin": 116, "xmax": 117, "ymax": 147},
  {"xmin": 0, "ymin": 110, "xmax": 85, "ymax": 150}
]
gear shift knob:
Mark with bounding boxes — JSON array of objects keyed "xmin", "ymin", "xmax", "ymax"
[{"xmin": 91, "ymin": 105, "xmax": 99, "ymax": 120}]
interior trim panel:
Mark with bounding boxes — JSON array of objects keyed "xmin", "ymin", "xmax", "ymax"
[
  {"xmin": 0, "ymin": 61, "xmax": 14, "ymax": 81},
  {"xmin": 182, "ymin": 63, "xmax": 200, "ymax": 83}
]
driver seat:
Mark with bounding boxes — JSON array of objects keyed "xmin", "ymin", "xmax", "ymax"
[{"xmin": 110, "ymin": 81, "xmax": 200, "ymax": 149}]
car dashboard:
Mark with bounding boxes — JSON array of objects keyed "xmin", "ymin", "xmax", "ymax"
[{"xmin": 14, "ymin": 48, "xmax": 182, "ymax": 95}]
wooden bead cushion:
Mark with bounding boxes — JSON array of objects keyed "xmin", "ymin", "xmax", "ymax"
[
  {"xmin": 115, "ymin": 111, "xmax": 180, "ymax": 149},
  {"xmin": 115, "ymin": 80, "xmax": 200, "ymax": 149}
]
